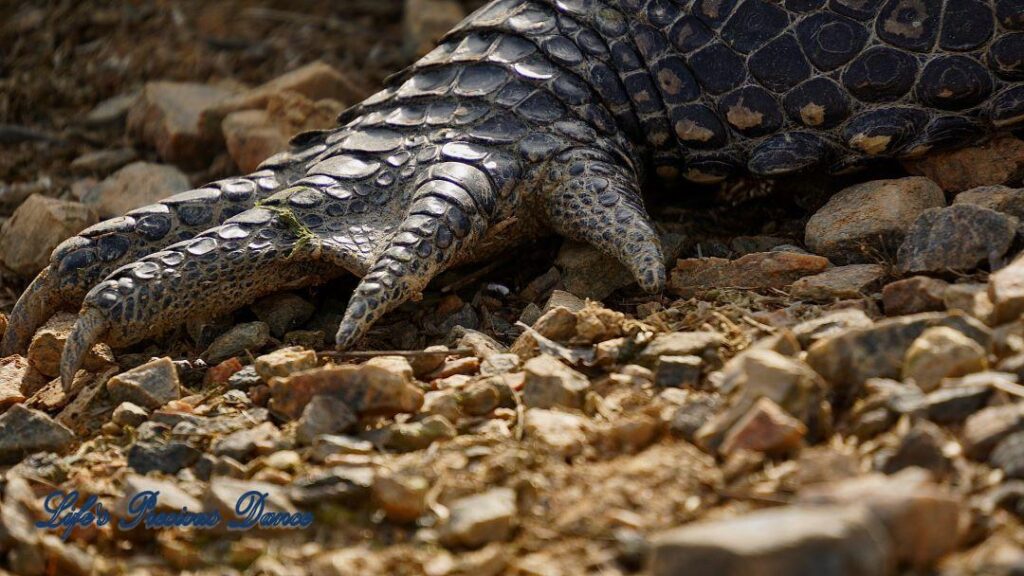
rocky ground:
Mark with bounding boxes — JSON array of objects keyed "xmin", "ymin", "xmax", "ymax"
[{"xmin": 3, "ymin": 2, "xmax": 1024, "ymax": 575}]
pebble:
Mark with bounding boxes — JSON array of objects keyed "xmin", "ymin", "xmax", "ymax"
[
  {"xmin": 480, "ymin": 353, "xmax": 521, "ymax": 376},
  {"xmin": 905, "ymin": 135, "xmax": 1024, "ymax": 193},
  {"xmin": 295, "ymin": 395, "xmax": 357, "ymax": 445},
  {"xmin": 953, "ymin": 185, "xmax": 1024, "ymax": 219},
  {"xmin": 409, "ymin": 345, "xmax": 449, "ymax": 377},
  {"xmin": 879, "ymin": 421, "xmax": 952, "ymax": 478},
  {"xmin": 669, "ymin": 252, "xmax": 829, "ymax": 297},
  {"xmin": 385, "ymin": 414, "xmax": 456, "ymax": 452},
  {"xmin": 921, "ymin": 381, "xmax": 993, "ymax": 424},
  {"xmin": 0, "ymin": 194, "xmax": 98, "ymax": 276},
  {"xmin": 720, "ymin": 397, "xmax": 806, "ymax": 456},
  {"xmin": 107, "ymin": 357, "xmax": 182, "ymax": 410},
  {"xmin": 790, "ymin": 264, "xmax": 886, "ymax": 301},
  {"xmin": 441, "ymin": 487, "xmax": 517, "ymax": 549},
  {"xmin": 650, "ymin": 505, "xmax": 892, "ymax": 576},
  {"xmin": 522, "ymin": 355, "xmax": 590, "ymax": 410},
  {"xmin": 882, "ymin": 276, "xmax": 949, "ymax": 316},
  {"xmin": 944, "ymin": 283, "xmax": 994, "ymax": 322},
  {"xmin": 26, "ymin": 312, "xmax": 115, "ymax": 378},
  {"xmin": 668, "ymin": 394, "xmax": 723, "ymax": 443},
  {"xmin": 988, "ymin": 252, "xmax": 1024, "ymax": 325},
  {"xmin": 525, "ymin": 408, "xmax": 590, "ymax": 457},
  {"xmin": 268, "ymin": 356, "xmax": 423, "ymax": 419},
  {"xmin": 372, "ymin": 473, "xmax": 429, "ymax": 523},
  {"xmin": 0, "ymin": 404, "xmax": 75, "ymax": 465},
  {"xmin": 636, "ymin": 331, "xmax": 724, "ymax": 370},
  {"xmin": 127, "ymin": 81, "xmax": 236, "ymax": 169},
  {"xmin": 110, "ymin": 401, "xmax": 149, "ymax": 428},
  {"xmin": 87, "ymin": 161, "xmax": 189, "ymax": 218},
  {"xmin": 69, "ymin": 147, "xmax": 138, "ymax": 176},
  {"xmin": 902, "ymin": 326, "xmax": 988, "ymax": 391},
  {"xmin": 962, "ymin": 403, "xmax": 1024, "ymax": 460},
  {"xmin": 311, "ymin": 434, "xmax": 374, "ymax": 462},
  {"xmin": 205, "ymin": 477, "xmax": 296, "ymax": 519},
  {"xmin": 222, "ymin": 109, "xmax": 289, "ymax": 173},
  {"xmin": 127, "ymin": 440, "xmax": 201, "ymax": 474},
  {"xmin": 654, "ymin": 355, "xmax": 703, "ymax": 388},
  {"xmin": 804, "ymin": 176, "xmax": 945, "ymax": 265},
  {"xmin": 202, "ymin": 321, "xmax": 271, "ymax": 364},
  {"xmin": 555, "ymin": 231, "xmax": 688, "ymax": 300},
  {"xmin": 990, "ymin": 431, "xmax": 1024, "ymax": 479},
  {"xmin": 897, "ymin": 204, "xmax": 1018, "ymax": 275},
  {"xmin": 211, "ymin": 421, "xmax": 280, "ymax": 462},
  {"xmin": 791, "ymin": 309, "xmax": 874, "ymax": 348},
  {"xmin": 0, "ymin": 355, "xmax": 30, "ymax": 410},
  {"xmin": 421, "ymin": 390, "xmax": 461, "ymax": 422},
  {"xmin": 84, "ymin": 91, "xmax": 138, "ymax": 127},
  {"xmin": 115, "ymin": 475, "xmax": 201, "ymax": 517},
  {"xmin": 253, "ymin": 346, "xmax": 318, "ymax": 381}
]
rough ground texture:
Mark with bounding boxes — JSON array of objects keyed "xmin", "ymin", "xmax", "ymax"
[{"xmin": 1, "ymin": 1, "xmax": 1024, "ymax": 575}]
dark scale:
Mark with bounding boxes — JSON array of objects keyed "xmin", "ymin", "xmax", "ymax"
[{"xmin": 6, "ymin": 0, "xmax": 1024, "ymax": 388}]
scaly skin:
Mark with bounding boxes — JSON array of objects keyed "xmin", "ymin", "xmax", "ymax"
[{"xmin": 3, "ymin": 0, "xmax": 1024, "ymax": 388}]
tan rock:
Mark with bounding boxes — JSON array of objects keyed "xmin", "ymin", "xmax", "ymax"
[
  {"xmin": 222, "ymin": 109, "xmax": 289, "ymax": 173},
  {"xmin": 0, "ymin": 355, "xmax": 31, "ymax": 411},
  {"xmin": 720, "ymin": 397, "xmax": 807, "ymax": 456},
  {"xmin": 670, "ymin": 252, "xmax": 829, "ymax": 297},
  {"xmin": 127, "ymin": 81, "xmax": 236, "ymax": 169},
  {"xmin": 0, "ymin": 194, "xmax": 98, "ymax": 276},
  {"xmin": 791, "ymin": 264, "xmax": 886, "ymax": 301},
  {"xmin": 441, "ymin": 488, "xmax": 517, "ymax": 549},
  {"xmin": 989, "ymin": 252, "xmax": 1024, "ymax": 325},
  {"xmin": 524, "ymin": 408, "xmax": 589, "ymax": 457},
  {"xmin": 953, "ymin": 185, "xmax": 1024, "ymax": 219},
  {"xmin": 373, "ymin": 473, "xmax": 429, "ymax": 523},
  {"xmin": 107, "ymin": 357, "xmax": 181, "ymax": 410},
  {"xmin": 253, "ymin": 346, "xmax": 317, "ymax": 381},
  {"xmin": 902, "ymin": 326, "xmax": 988, "ymax": 391},
  {"xmin": 27, "ymin": 312, "xmax": 115, "ymax": 378},
  {"xmin": 944, "ymin": 283, "xmax": 994, "ymax": 323},
  {"xmin": 522, "ymin": 355, "xmax": 589, "ymax": 409},
  {"xmin": 404, "ymin": 0, "xmax": 466, "ymax": 58},
  {"xmin": 89, "ymin": 161, "xmax": 189, "ymax": 217},
  {"xmin": 905, "ymin": 135, "xmax": 1024, "ymax": 193}
]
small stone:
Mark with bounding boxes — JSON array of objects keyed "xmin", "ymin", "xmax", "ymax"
[
  {"xmin": 668, "ymin": 394, "xmax": 723, "ymax": 443},
  {"xmin": 0, "ymin": 355, "xmax": 30, "ymax": 411},
  {"xmin": 670, "ymin": 252, "xmax": 829, "ymax": 297},
  {"xmin": 953, "ymin": 185, "xmax": 1024, "ymax": 219},
  {"xmin": 791, "ymin": 309, "xmax": 874, "ymax": 348},
  {"xmin": 921, "ymin": 382, "xmax": 993, "ymax": 424},
  {"xmin": 636, "ymin": 331, "xmax": 724, "ymax": 370},
  {"xmin": 26, "ymin": 312, "xmax": 114, "ymax": 378},
  {"xmin": 311, "ymin": 434, "xmax": 374, "ymax": 462},
  {"xmin": 650, "ymin": 505, "xmax": 892, "ymax": 576},
  {"xmin": 805, "ymin": 311, "xmax": 991, "ymax": 399},
  {"xmin": 531, "ymin": 306, "xmax": 578, "ymax": 343},
  {"xmin": 295, "ymin": 395, "xmax": 357, "ymax": 445},
  {"xmin": 84, "ymin": 92, "xmax": 138, "ymax": 127},
  {"xmin": 127, "ymin": 81, "xmax": 235, "ymax": 169},
  {"xmin": 879, "ymin": 421, "xmax": 952, "ymax": 478},
  {"xmin": 524, "ymin": 408, "xmax": 589, "ymax": 457},
  {"xmin": 522, "ymin": 355, "xmax": 589, "ymax": 410},
  {"xmin": 991, "ymin": 431, "xmax": 1024, "ymax": 479},
  {"xmin": 882, "ymin": 276, "xmax": 949, "ymax": 316},
  {"xmin": 0, "ymin": 405, "xmax": 74, "ymax": 465},
  {"xmin": 283, "ymin": 329, "xmax": 324, "ymax": 349},
  {"xmin": 253, "ymin": 346, "xmax": 317, "ymax": 381},
  {"xmin": 422, "ymin": 389, "xmax": 461, "ymax": 422},
  {"xmin": 111, "ymin": 402, "xmax": 149, "ymax": 427},
  {"xmin": 222, "ymin": 109, "xmax": 289, "ymax": 173},
  {"xmin": 0, "ymin": 194, "xmax": 98, "ymax": 276},
  {"xmin": 202, "ymin": 321, "xmax": 271, "ymax": 364},
  {"xmin": 249, "ymin": 294, "xmax": 315, "ymax": 340},
  {"xmin": 373, "ymin": 473, "xmax": 429, "ymax": 523},
  {"xmin": 211, "ymin": 421, "xmax": 280, "ymax": 462},
  {"xmin": 544, "ymin": 289, "xmax": 586, "ymax": 313},
  {"xmin": 654, "ymin": 355, "xmax": 702, "ymax": 388},
  {"xmin": 205, "ymin": 477, "xmax": 296, "ymax": 520},
  {"xmin": 115, "ymin": 475, "xmax": 202, "ymax": 517},
  {"xmin": 720, "ymin": 397, "xmax": 807, "ymax": 456},
  {"xmin": 459, "ymin": 377, "xmax": 512, "ymax": 416},
  {"xmin": 107, "ymin": 357, "xmax": 181, "ymax": 410},
  {"xmin": 385, "ymin": 415, "xmax": 457, "ymax": 452},
  {"xmin": 905, "ymin": 135, "xmax": 1024, "ymax": 193},
  {"xmin": 269, "ymin": 356, "xmax": 423, "ymax": 419},
  {"xmin": 427, "ymin": 356, "xmax": 480, "ymax": 379},
  {"xmin": 86, "ymin": 161, "xmax": 189, "ymax": 218},
  {"xmin": 989, "ymin": 252, "xmax": 1024, "ymax": 325},
  {"xmin": 805, "ymin": 176, "xmax": 945, "ymax": 265},
  {"xmin": 69, "ymin": 147, "xmax": 138, "ymax": 176},
  {"xmin": 897, "ymin": 204, "xmax": 1018, "ymax": 274},
  {"xmin": 409, "ymin": 345, "xmax": 449, "ymax": 377},
  {"xmin": 902, "ymin": 326, "xmax": 988, "ymax": 391},
  {"xmin": 127, "ymin": 440, "xmax": 201, "ymax": 474},
  {"xmin": 944, "ymin": 283, "xmax": 994, "ymax": 322},
  {"xmin": 441, "ymin": 488, "xmax": 517, "ymax": 549},
  {"xmin": 962, "ymin": 403, "xmax": 1024, "ymax": 460},
  {"xmin": 556, "ymin": 232, "xmax": 688, "ymax": 300},
  {"xmin": 791, "ymin": 264, "xmax": 886, "ymax": 301},
  {"xmin": 480, "ymin": 353, "xmax": 521, "ymax": 376},
  {"xmin": 208, "ymin": 357, "xmax": 245, "ymax": 386}
]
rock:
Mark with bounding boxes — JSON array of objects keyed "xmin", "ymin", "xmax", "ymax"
[
  {"xmin": 0, "ymin": 194, "xmax": 98, "ymax": 276},
  {"xmin": 805, "ymin": 177, "xmax": 945, "ymax": 265},
  {"xmin": 69, "ymin": 147, "xmax": 138, "ymax": 176},
  {"xmin": 798, "ymin": 469, "xmax": 964, "ymax": 568},
  {"xmin": 791, "ymin": 309, "xmax": 874, "ymax": 348},
  {"xmin": 111, "ymin": 402, "xmax": 149, "ymax": 427},
  {"xmin": 127, "ymin": 81, "xmax": 235, "ymax": 169},
  {"xmin": 670, "ymin": 252, "xmax": 829, "ymax": 297},
  {"xmin": 720, "ymin": 397, "xmax": 806, "ymax": 456},
  {"xmin": 556, "ymin": 231, "xmax": 688, "ymax": 300},
  {"xmin": 404, "ymin": 0, "xmax": 467, "ymax": 58},
  {"xmin": 88, "ymin": 161, "xmax": 189, "ymax": 217},
  {"xmin": 904, "ymin": 135, "xmax": 1024, "ymax": 193},
  {"xmin": 441, "ymin": 488, "xmax": 517, "ymax": 549},
  {"xmin": 989, "ymin": 252, "xmax": 1024, "ymax": 325},
  {"xmin": 897, "ymin": 205, "xmax": 1018, "ymax": 274},
  {"xmin": 311, "ymin": 434, "xmax": 374, "ymax": 462},
  {"xmin": 202, "ymin": 321, "xmax": 271, "ymax": 364},
  {"xmin": 805, "ymin": 311, "xmax": 991, "ymax": 400},
  {"xmin": 84, "ymin": 92, "xmax": 138, "ymax": 127},
  {"xmin": 421, "ymin": 390, "xmax": 461, "ymax": 422},
  {"xmin": 650, "ymin": 505, "xmax": 892, "ymax": 576},
  {"xmin": 26, "ymin": 312, "xmax": 115, "ymax": 378},
  {"xmin": 953, "ymin": 185, "xmax": 1024, "ymax": 219},
  {"xmin": 407, "ymin": 345, "xmax": 449, "ymax": 377},
  {"xmin": 990, "ymin": 431, "xmax": 1024, "ymax": 479},
  {"xmin": 385, "ymin": 415, "xmax": 457, "ymax": 452},
  {"xmin": 115, "ymin": 475, "xmax": 202, "ymax": 518},
  {"xmin": 530, "ymin": 306, "xmax": 578, "ymax": 343},
  {"xmin": 963, "ymin": 403, "xmax": 1024, "ymax": 460},
  {"xmin": 0, "ymin": 355, "xmax": 30, "ymax": 411},
  {"xmin": 654, "ymin": 355, "xmax": 703, "ymax": 388},
  {"xmin": 921, "ymin": 381, "xmax": 993, "ymax": 424},
  {"xmin": 0, "ymin": 405, "xmax": 74, "ymax": 465},
  {"xmin": 882, "ymin": 276, "xmax": 949, "ymax": 316},
  {"xmin": 295, "ymin": 395, "xmax": 357, "ymax": 445},
  {"xmin": 944, "ymin": 283, "xmax": 994, "ymax": 322},
  {"xmin": 480, "ymin": 353, "xmax": 521, "ymax": 376},
  {"xmin": 902, "ymin": 326, "xmax": 988, "ymax": 391},
  {"xmin": 524, "ymin": 408, "xmax": 590, "ymax": 457},
  {"xmin": 211, "ymin": 421, "xmax": 280, "ymax": 462},
  {"xmin": 205, "ymin": 477, "xmax": 296, "ymax": 520},
  {"xmin": 668, "ymin": 394, "xmax": 723, "ymax": 443},
  {"xmin": 283, "ymin": 329, "xmax": 324, "ymax": 349},
  {"xmin": 426, "ymin": 356, "xmax": 480, "ymax": 379},
  {"xmin": 222, "ymin": 109, "xmax": 289, "ymax": 173},
  {"xmin": 791, "ymin": 264, "xmax": 886, "ymax": 301},
  {"xmin": 636, "ymin": 331, "xmax": 724, "ymax": 370},
  {"xmin": 522, "ymin": 355, "xmax": 590, "ymax": 410},
  {"xmin": 879, "ymin": 421, "xmax": 952, "ymax": 478},
  {"xmin": 373, "ymin": 473, "xmax": 429, "ymax": 523},
  {"xmin": 253, "ymin": 346, "xmax": 317, "ymax": 382},
  {"xmin": 107, "ymin": 357, "xmax": 182, "ymax": 410}
]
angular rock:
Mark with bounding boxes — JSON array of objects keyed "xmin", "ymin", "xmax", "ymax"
[
  {"xmin": 385, "ymin": 415, "xmax": 457, "ymax": 452},
  {"xmin": 127, "ymin": 81, "xmax": 235, "ymax": 169},
  {"xmin": 404, "ymin": 0, "xmax": 467, "ymax": 58},
  {"xmin": 26, "ymin": 312, "xmax": 115, "ymax": 378},
  {"xmin": 989, "ymin": 252, "xmax": 1024, "ymax": 325},
  {"xmin": 524, "ymin": 408, "xmax": 590, "ymax": 457},
  {"xmin": 902, "ymin": 326, "xmax": 988, "ymax": 391},
  {"xmin": 944, "ymin": 283, "xmax": 994, "ymax": 322},
  {"xmin": 720, "ymin": 397, "xmax": 806, "ymax": 456},
  {"xmin": 954, "ymin": 185, "xmax": 1024, "ymax": 219},
  {"xmin": 670, "ymin": 252, "xmax": 829, "ymax": 297},
  {"xmin": 882, "ymin": 276, "xmax": 949, "ymax": 316},
  {"xmin": 0, "ymin": 404, "xmax": 74, "ymax": 465},
  {"xmin": 879, "ymin": 421, "xmax": 952, "ymax": 478},
  {"xmin": 669, "ymin": 394, "xmax": 723, "ymax": 443},
  {"xmin": 791, "ymin": 309, "xmax": 874, "ymax": 348},
  {"xmin": 791, "ymin": 264, "xmax": 886, "ymax": 301},
  {"xmin": 295, "ymin": 395, "xmax": 357, "ymax": 445},
  {"xmin": 897, "ymin": 204, "xmax": 1018, "ymax": 274},
  {"xmin": 253, "ymin": 346, "xmax": 317, "ymax": 381},
  {"xmin": 115, "ymin": 475, "xmax": 202, "ymax": 517},
  {"xmin": 111, "ymin": 401, "xmax": 149, "ymax": 428},
  {"xmin": 88, "ymin": 161, "xmax": 189, "ymax": 217},
  {"xmin": 127, "ymin": 440, "xmax": 201, "ymax": 474},
  {"xmin": 805, "ymin": 311, "xmax": 991, "ymax": 399},
  {"xmin": 905, "ymin": 135, "xmax": 1024, "ymax": 193},
  {"xmin": 556, "ymin": 231, "xmax": 688, "ymax": 300},
  {"xmin": 269, "ymin": 356, "xmax": 423, "ymax": 419},
  {"xmin": 107, "ymin": 357, "xmax": 181, "ymax": 410},
  {"xmin": 990, "ymin": 431, "xmax": 1024, "ymax": 479},
  {"xmin": 636, "ymin": 331, "xmax": 724, "ymax": 370},
  {"xmin": 0, "ymin": 355, "xmax": 30, "ymax": 411},
  {"xmin": 222, "ymin": 109, "xmax": 289, "ymax": 173},
  {"xmin": 522, "ymin": 355, "xmax": 589, "ymax": 410},
  {"xmin": 650, "ymin": 505, "xmax": 892, "ymax": 576},
  {"xmin": 805, "ymin": 177, "xmax": 945, "ymax": 265},
  {"xmin": 373, "ymin": 473, "xmax": 429, "ymax": 523},
  {"xmin": 921, "ymin": 381, "xmax": 993, "ymax": 424},
  {"xmin": 202, "ymin": 321, "xmax": 271, "ymax": 364},
  {"xmin": 441, "ymin": 488, "xmax": 517, "ymax": 549},
  {"xmin": 654, "ymin": 355, "xmax": 702, "ymax": 388},
  {"xmin": 205, "ymin": 477, "xmax": 296, "ymax": 520},
  {"xmin": 69, "ymin": 147, "xmax": 138, "ymax": 176},
  {"xmin": 0, "ymin": 194, "xmax": 98, "ymax": 276},
  {"xmin": 251, "ymin": 293, "xmax": 316, "ymax": 338},
  {"xmin": 963, "ymin": 403, "xmax": 1024, "ymax": 460},
  {"xmin": 211, "ymin": 421, "xmax": 279, "ymax": 462}
]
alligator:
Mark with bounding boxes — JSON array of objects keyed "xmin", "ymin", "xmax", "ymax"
[{"xmin": 3, "ymin": 0, "xmax": 1023, "ymax": 388}]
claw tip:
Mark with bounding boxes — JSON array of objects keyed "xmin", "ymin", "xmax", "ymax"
[{"xmin": 60, "ymin": 308, "xmax": 107, "ymax": 391}]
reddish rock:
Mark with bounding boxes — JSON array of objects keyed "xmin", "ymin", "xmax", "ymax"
[
  {"xmin": 790, "ymin": 264, "xmax": 886, "ymax": 301},
  {"xmin": 222, "ymin": 109, "xmax": 289, "ymax": 173},
  {"xmin": 669, "ymin": 252, "xmax": 829, "ymax": 297},
  {"xmin": 0, "ymin": 194, "xmax": 98, "ymax": 276},
  {"xmin": 720, "ymin": 397, "xmax": 806, "ymax": 456},
  {"xmin": 905, "ymin": 136, "xmax": 1024, "ymax": 194},
  {"xmin": 882, "ymin": 276, "xmax": 949, "ymax": 316},
  {"xmin": 127, "ymin": 81, "xmax": 235, "ymax": 169}
]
